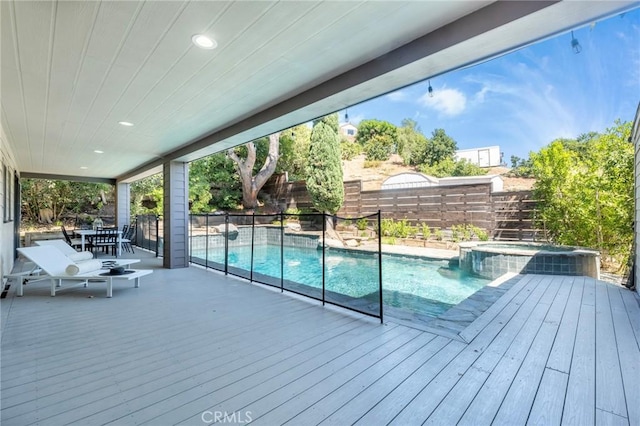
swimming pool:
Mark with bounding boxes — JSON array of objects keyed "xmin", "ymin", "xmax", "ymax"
[{"xmin": 192, "ymin": 245, "xmax": 490, "ymax": 318}]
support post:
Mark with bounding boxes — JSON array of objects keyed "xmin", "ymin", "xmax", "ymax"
[
  {"xmin": 163, "ymin": 161, "xmax": 189, "ymax": 268},
  {"xmin": 115, "ymin": 182, "xmax": 131, "ymax": 229}
]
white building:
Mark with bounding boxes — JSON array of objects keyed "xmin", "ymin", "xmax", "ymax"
[
  {"xmin": 455, "ymin": 146, "xmax": 502, "ymax": 168},
  {"xmin": 339, "ymin": 123, "xmax": 358, "ymax": 141}
]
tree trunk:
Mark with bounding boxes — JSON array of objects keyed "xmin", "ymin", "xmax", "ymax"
[
  {"xmin": 228, "ymin": 133, "xmax": 280, "ymax": 209},
  {"xmin": 324, "ymin": 212, "xmax": 343, "ymax": 242}
]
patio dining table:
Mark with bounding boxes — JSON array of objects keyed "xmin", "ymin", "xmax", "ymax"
[{"xmin": 74, "ymin": 229, "xmax": 122, "ymax": 256}]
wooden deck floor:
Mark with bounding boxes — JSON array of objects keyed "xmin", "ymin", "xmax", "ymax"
[{"xmin": 2, "ymin": 254, "xmax": 639, "ymax": 425}]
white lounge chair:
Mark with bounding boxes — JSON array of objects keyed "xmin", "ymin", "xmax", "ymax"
[
  {"xmin": 15, "ymin": 246, "xmax": 152, "ymax": 298},
  {"xmin": 35, "ymin": 239, "xmax": 93, "ymax": 260}
]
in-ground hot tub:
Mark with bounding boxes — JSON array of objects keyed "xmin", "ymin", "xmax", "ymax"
[{"xmin": 459, "ymin": 242, "xmax": 600, "ymax": 280}]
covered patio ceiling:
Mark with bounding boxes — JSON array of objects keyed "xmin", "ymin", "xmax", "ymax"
[{"xmin": 2, "ymin": 0, "xmax": 637, "ymax": 182}]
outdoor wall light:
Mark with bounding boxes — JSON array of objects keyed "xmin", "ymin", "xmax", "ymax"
[
  {"xmin": 571, "ymin": 31, "xmax": 582, "ymax": 54},
  {"xmin": 428, "ymin": 80, "xmax": 434, "ymax": 97}
]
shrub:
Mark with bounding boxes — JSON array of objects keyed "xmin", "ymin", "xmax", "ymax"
[
  {"xmin": 420, "ymin": 223, "xmax": 431, "ymax": 240},
  {"xmin": 394, "ymin": 219, "xmax": 411, "ymax": 238},
  {"xmin": 363, "ymin": 134, "xmax": 394, "ymax": 161},
  {"xmin": 363, "ymin": 160, "xmax": 382, "ymax": 168},
  {"xmin": 381, "ymin": 218, "xmax": 395, "ymax": 237},
  {"xmin": 356, "ymin": 217, "xmax": 368, "ymax": 230},
  {"xmin": 434, "ymin": 228, "xmax": 443, "ymax": 241},
  {"xmin": 382, "ymin": 236, "xmax": 396, "ymax": 245},
  {"xmin": 341, "ymin": 140, "xmax": 362, "ymax": 160}
]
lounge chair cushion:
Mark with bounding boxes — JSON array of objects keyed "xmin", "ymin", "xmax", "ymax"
[
  {"xmin": 65, "ymin": 259, "xmax": 103, "ymax": 275},
  {"xmin": 68, "ymin": 251, "xmax": 94, "ymax": 262}
]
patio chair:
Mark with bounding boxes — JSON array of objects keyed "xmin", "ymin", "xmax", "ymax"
[
  {"xmin": 90, "ymin": 228, "xmax": 118, "ymax": 257},
  {"xmin": 15, "ymin": 245, "xmax": 151, "ymax": 297},
  {"xmin": 120, "ymin": 224, "xmax": 135, "ymax": 254},
  {"xmin": 61, "ymin": 225, "xmax": 83, "ymax": 250}
]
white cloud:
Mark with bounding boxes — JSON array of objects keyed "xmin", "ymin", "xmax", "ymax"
[
  {"xmin": 385, "ymin": 91, "xmax": 407, "ymax": 102},
  {"xmin": 418, "ymin": 88, "xmax": 467, "ymax": 116}
]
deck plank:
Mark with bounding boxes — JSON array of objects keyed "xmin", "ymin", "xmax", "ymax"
[
  {"xmin": 456, "ymin": 276, "xmax": 558, "ymax": 426},
  {"xmin": 607, "ymin": 284, "xmax": 640, "ymax": 425},
  {"xmin": 546, "ymin": 276, "xmax": 585, "ymax": 373},
  {"xmin": 594, "ymin": 280, "xmax": 628, "ymax": 418},
  {"xmin": 317, "ymin": 336, "xmax": 456, "ymax": 426},
  {"xmin": 492, "ymin": 276, "xmax": 573, "ymax": 424},
  {"xmin": 257, "ymin": 332, "xmax": 438, "ymax": 425},
  {"xmin": 619, "ymin": 287, "xmax": 640, "ymax": 348},
  {"xmin": 562, "ymin": 276, "xmax": 596, "ymax": 425},
  {"xmin": 421, "ymin": 275, "xmax": 557, "ymax": 425},
  {"xmin": 62, "ymin": 321, "xmax": 390, "ymax": 426},
  {"xmin": 459, "ymin": 274, "xmax": 533, "ymax": 343},
  {"xmin": 527, "ymin": 368, "xmax": 569, "ymax": 425},
  {"xmin": 119, "ymin": 324, "xmax": 408, "ymax": 425},
  {"xmin": 224, "ymin": 331, "xmax": 431, "ymax": 425},
  {"xmin": 596, "ymin": 409, "xmax": 630, "ymax": 426},
  {"xmin": 355, "ymin": 275, "xmax": 543, "ymax": 426},
  {"xmin": 173, "ymin": 327, "xmax": 422, "ymax": 425}
]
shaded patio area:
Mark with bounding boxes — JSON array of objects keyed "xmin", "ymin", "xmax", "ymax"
[{"xmin": 1, "ymin": 251, "xmax": 639, "ymax": 425}]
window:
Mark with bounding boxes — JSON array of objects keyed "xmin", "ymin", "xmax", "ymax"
[{"xmin": 347, "ymin": 129, "xmax": 355, "ymax": 136}]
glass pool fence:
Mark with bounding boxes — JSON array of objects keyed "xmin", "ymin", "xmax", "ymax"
[
  {"xmin": 134, "ymin": 214, "xmax": 161, "ymax": 256},
  {"xmin": 188, "ymin": 211, "xmax": 383, "ymax": 322}
]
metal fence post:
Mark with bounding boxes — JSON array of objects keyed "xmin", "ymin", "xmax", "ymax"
[
  {"xmin": 205, "ymin": 214, "xmax": 210, "ymax": 268},
  {"xmin": 322, "ymin": 213, "xmax": 326, "ymax": 306},
  {"xmin": 378, "ymin": 210, "xmax": 383, "ymax": 324},
  {"xmin": 250, "ymin": 213, "xmax": 255, "ymax": 283},
  {"xmin": 155, "ymin": 216, "xmax": 159, "ymax": 257},
  {"xmin": 280, "ymin": 211, "xmax": 284, "ymax": 293},
  {"xmin": 224, "ymin": 214, "xmax": 229, "ymax": 275}
]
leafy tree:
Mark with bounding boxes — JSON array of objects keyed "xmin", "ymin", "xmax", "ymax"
[
  {"xmin": 422, "ymin": 128, "xmax": 457, "ymax": 166},
  {"xmin": 397, "ymin": 118, "xmax": 428, "ymax": 165},
  {"xmin": 277, "ymin": 124, "xmax": 311, "ymax": 181},
  {"xmin": 355, "ymin": 119, "xmax": 397, "ymax": 145},
  {"xmin": 314, "ymin": 113, "xmax": 339, "ymax": 133},
  {"xmin": 228, "ymin": 133, "xmax": 280, "ymax": 209},
  {"xmin": 364, "ymin": 134, "xmax": 394, "ymax": 161},
  {"xmin": 356, "ymin": 119, "xmax": 398, "ymax": 161},
  {"xmin": 21, "ymin": 179, "xmax": 112, "ymax": 224},
  {"xmin": 508, "ymin": 155, "xmax": 534, "ymax": 177},
  {"xmin": 189, "ymin": 154, "xmax": 241, "ymax": 212},
  {"xmin": 531, "ymin": 120, "xmax": 633, "ymax": 268},
  {"xmin": 340, "ymin": 135, "xmax": 362, "ymax": 160},
  {"xmin": 306, "ymin": 114, "xmax": 344, "ymax": 215},
  {"xmin": 130, "ymin": 174, "xmax": 163, "ymax": 217}
]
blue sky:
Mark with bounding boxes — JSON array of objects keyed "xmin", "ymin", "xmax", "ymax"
[{"xmin": 341, "ymin": 8, "xmax": 640, "ymax": 162}]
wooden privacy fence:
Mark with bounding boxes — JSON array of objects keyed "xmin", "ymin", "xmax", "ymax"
[{"xmin": 263, "ymin": 175, "xmax": 542, "ymax": 241}]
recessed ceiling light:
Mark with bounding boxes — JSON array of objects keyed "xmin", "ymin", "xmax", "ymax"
[
  {"xmin": 80, "ymin": 166, "xmax": 88, "ymax": 170},
  {"xmin": 94, "ymin": 150, "xmax": 104, "ymax": 154},
  {"xmin": 192, "ymin": 34, "xmax": 217, "ymax": 50},
  {"xmin": 118, "ymin": 121, "xmax": 134, "ymax": 127}
]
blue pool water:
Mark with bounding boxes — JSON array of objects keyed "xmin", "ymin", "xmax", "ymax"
[{"xmin": 193, "ymin": 245, "xmax": 490, "ymax": 318}]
